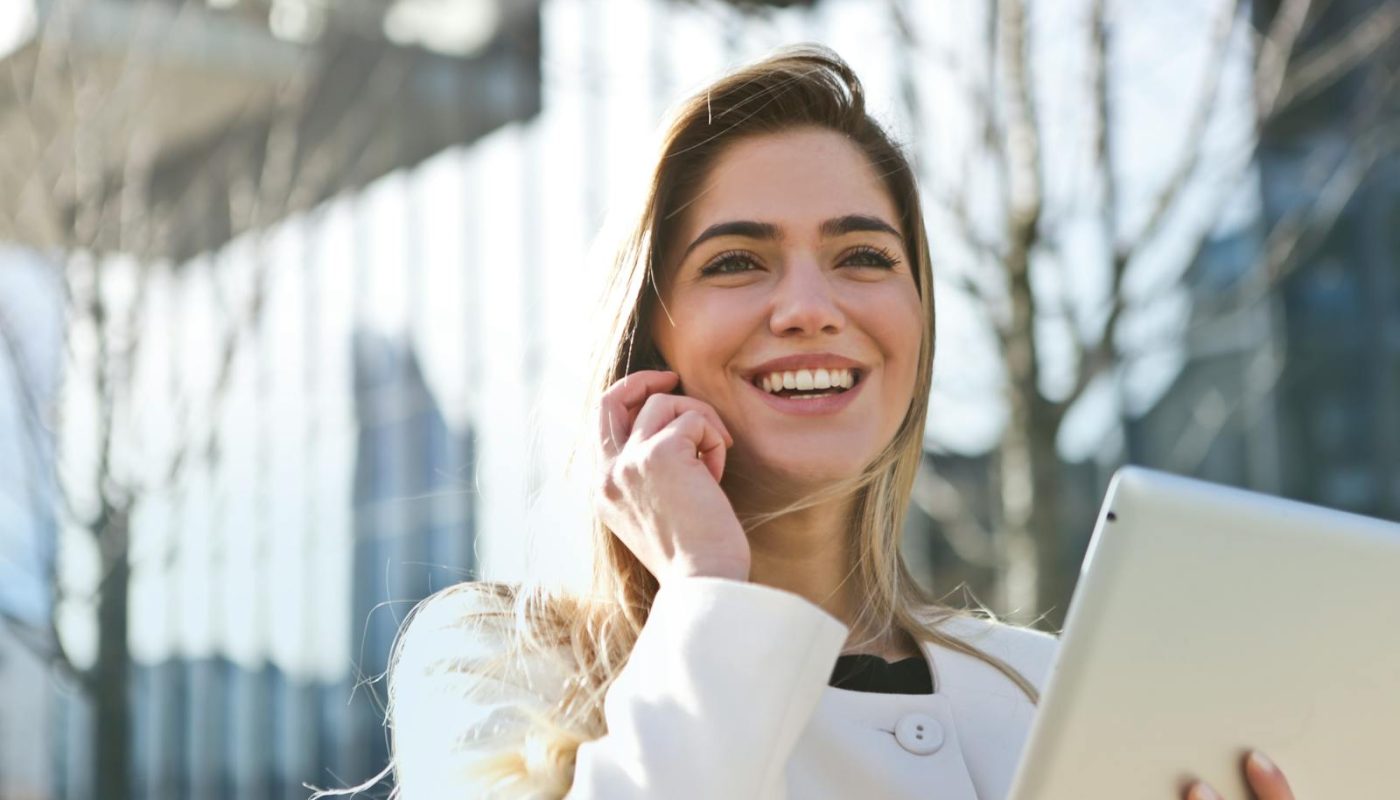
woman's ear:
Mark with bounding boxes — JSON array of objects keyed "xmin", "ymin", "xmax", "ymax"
[
  {"xmin": 646, "ymin": 345, "xmax": 672, "ymax": 372},
  {"xmin": 629, "ymin": 348, "xmax": 671, "ymax": 374}
]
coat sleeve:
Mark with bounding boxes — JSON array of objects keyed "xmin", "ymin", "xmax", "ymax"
[
  {"xmin": 570, "ymin": 577, "xmax": 850, "ymax": 798},
  {"xmin": 389, "ymin": 577, "xmax": 850, "ymax": 800}
]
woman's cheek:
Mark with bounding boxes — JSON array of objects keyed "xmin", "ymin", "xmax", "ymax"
[
  {"xmin": 864, "ymin": 287, "xmax": 922, "ymax": 361},
  {"xmin": 880, "ymin": 293, "xmax": 925, "ymax": 410}
]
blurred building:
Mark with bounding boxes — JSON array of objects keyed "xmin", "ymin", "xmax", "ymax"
[
  {"xmin": 1, "ymin": 0, "xmax": 537, "ymax": 796},
  {"xmin": 1264, "ymin": 0, "xmax": 1400, "ymax": 519},
  {"xmin": 0, "ymin": 628, "xmax": 51, "ymax": 800},
  {"xmin": 1132, "ymin": 0, "xmax": 1400, "ymax": 522},
  {"xmin": 92, "ymin": 330, "xmax": 475, "ymax": 800},
  {"xmin": 0, "ymin": 250, "xmax": 63, "ymax": 800}
]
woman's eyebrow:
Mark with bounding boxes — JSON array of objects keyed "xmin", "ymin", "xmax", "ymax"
[
  {"xmin": 819, "ymin": 214, "xmax": 901, "ymax": 240},
  {"xmin": 682, "ymin": 220, "xmax": 781, "ymax": 261},
  {"xmin": 679, "ymin": 214, "xmax": 901, "ymax": 262}
]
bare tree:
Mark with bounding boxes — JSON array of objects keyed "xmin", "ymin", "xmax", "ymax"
[{"xmin": 897, "ymin": 0, "xmax": 1398, "ymax": 623}]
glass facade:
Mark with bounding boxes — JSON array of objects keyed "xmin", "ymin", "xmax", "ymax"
[{"xmin": 1136, "ymin": 0, "xmax": 1399, "ymax": 522}]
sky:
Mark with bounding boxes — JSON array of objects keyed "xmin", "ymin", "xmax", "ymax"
[{"xmin": 0, "ymin": 1, "xmax": 35, "ymax": 62}]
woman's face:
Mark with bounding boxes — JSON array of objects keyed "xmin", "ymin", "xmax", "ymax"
[{"xmin": 651, "ymin": 127, "xmax": 924, "ymax": 492}]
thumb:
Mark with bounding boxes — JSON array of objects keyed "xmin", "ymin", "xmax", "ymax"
[{"xmin": 698, "ymin": 436, "xmax": 727, "ymax": 483}]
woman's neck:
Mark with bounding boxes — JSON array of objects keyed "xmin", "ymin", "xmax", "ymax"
[
  {"xmin": 720, "ymin": 470, "xmax": 913, "ymax": 658},
  {"xmin": 745, "ymin": 499, "xmax": 857, "ymax": 623},
  {"xmin": 731, "ymin": 491, "xmax": 907, "ymax": 658}
]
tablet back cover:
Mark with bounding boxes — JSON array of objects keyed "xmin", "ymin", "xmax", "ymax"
[{"xmin": 1007, "ymin": 467, "xmax": 1400, "ymax": 799}]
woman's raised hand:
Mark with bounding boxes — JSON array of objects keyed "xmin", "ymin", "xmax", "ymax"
[
  {"xmin": 1184, "ymin": 751, "xmax": 1295, "ymax": 800},
  {"xmin": 594, "ymin": 370, "xmax": 751, "ymax": 585}
]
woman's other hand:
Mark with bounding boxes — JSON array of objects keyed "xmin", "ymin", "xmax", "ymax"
[
  {"xmin": 594, "ymin": 370, "xmax": 750, "ymax": 585},
  {"xmin": 1185, "ymin": 751, "xmax": 1295, "ymax": 800}
]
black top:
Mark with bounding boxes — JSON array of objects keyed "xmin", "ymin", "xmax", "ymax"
[{"xmin": 828, "ymin": 653, "xmax": 935, "ymax": 695}]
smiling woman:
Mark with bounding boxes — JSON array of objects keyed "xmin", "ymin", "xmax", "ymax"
[
  {"xmin": 359, "ymin": 41, "xmax": 1305, "ymax": 800},
  {"xmin": 371, "ymin": 44, "xmax": 1057, "ymax": 800}
]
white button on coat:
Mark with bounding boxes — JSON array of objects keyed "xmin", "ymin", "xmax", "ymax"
[{"xmin": 894, "ymin": 713, "xmax": 945, "ymax": 755}]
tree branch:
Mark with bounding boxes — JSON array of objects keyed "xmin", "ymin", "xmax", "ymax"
[
  {"xmin": 1128, "ymin": 0, "xmax": 1244, "ymax": 255},
  {"xmin": 998, "ymin": 0, "xmax": 1044, "ymax": 243},
  {"xmin": 1087, "ymin": 0, "xmax": 1116, "ymax": 246},
  {"xmin": 1255, "ymin": 0, "xmax": 1316, "ymax": 121},
  {"xmin": 1162, "ymin": 352, "xmax": 1287, "ymax": 475},
  {"xmin": 1272, "ymin": 1, "xmax": 1400, "ymax": 115},
  {"xmin": 1260, "ymin": 122, "xmax": 1393, "ymax": 285},
  {"xmin": 1064, "ymin": 0, "xmax": 1248, "ymax": 421},
  {"xmin": 996, "ymin": 0, "xmax": 1047, "ymax": 393}
]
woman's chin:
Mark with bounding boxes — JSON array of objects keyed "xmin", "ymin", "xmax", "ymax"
[{"xmin": 723, "ymin": 447, "xmax": 872, "ymax": 497}]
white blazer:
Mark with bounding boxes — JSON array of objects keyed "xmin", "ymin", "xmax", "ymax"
[{"xmin": 391, "ymin": 577, "xmax": 1060, "ymax": 799}]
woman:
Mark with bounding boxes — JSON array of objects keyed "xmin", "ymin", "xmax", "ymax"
[{"xmin": 386, "ymin": 45, "xmax": 1295, "ymax": 800}]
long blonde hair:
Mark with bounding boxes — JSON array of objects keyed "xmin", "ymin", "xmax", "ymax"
[{"xmin": 383, "ymin": 44, "xmax": 1040, "ymax": 798}]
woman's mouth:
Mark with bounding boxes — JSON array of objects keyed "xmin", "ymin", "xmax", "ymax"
[{"xmin": 750, "ymin": 367, "xmax": 863, "ymax": 402}]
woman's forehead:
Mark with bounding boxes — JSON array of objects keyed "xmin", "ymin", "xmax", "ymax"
[{"xmin": 679, "ymin": 129, "xmax": 901, "ymax": 241}]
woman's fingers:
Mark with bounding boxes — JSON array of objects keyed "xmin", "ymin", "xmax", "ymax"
[
  {"xmin": 654, "ymin": 410, "xmax": 728, "ymax": 483},
  {"xmin": 591, "ymin": 373, "xmax": 750, "ymax": 585},
  {"xmin": 595, "ymin": 370, "xmax": 733, "ymax": 484},
  {"xmin": 1183, "ymin": 751, "xmax": 1294, "ymax": 800},
  {"xmin": 630, "ymin": 392, "xmax": 733, "ymax": 448},
  {"xmin": 597, "ymin": 370, "xmax": 680, "ymax": 459},
  {"xmin": 1244, "ymin": 751, "xmax": 1294, "ymax": 800}
]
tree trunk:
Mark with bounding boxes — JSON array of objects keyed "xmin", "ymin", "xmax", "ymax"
[
  {"xmin": 995, "ymin": 394, "xmax": 1040, "ymax": 620},
  {"xmin": 93, "ymin": 502, "xmax": 132, "ymax": 800},
  {"xmin": 1028, "ymin": 399, "xmax": 1067, "ymax": 625},
  {"xmin": 993, "ymin": 0, "xmax": 1060, "ymax": 624},
  {"xmin": 995, "ymin": 226, "xmax": 1049, "ymax": 620},
  {"xmin": 995, "ymin": 381, "xmax": 1066, "ymax": 625}
]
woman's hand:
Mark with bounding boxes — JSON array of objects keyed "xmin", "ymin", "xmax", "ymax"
[
  {"xmin": 1185, "ymin": 751, "xmax": 1295, "ymax": 800},
  {"xmin": 594, "ymin": 370, "xmax": 750, "ymax": 585}
]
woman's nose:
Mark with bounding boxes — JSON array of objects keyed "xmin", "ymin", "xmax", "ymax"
[{"xmin": 768, "ymin": 260, "xmax": 844, "ymax": 336}]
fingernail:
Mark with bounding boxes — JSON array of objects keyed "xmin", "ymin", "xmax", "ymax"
[
  {"xmin": 1248, "ymin": 750, "xmax": 1277, "ymax": 775},
  {"xmin": 1190, "ymin": 783, "xmax": 1223, "ymax": 800}
]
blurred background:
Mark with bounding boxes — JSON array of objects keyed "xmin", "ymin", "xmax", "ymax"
[{"xmin": 0, "ymin": 0, "xmax": 1394, "ymax": 797}]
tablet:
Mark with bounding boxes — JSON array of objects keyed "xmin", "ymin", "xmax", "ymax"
[{"xmin": 1007, "ymin": 467, "xmax": 1400, "ymax": 799}]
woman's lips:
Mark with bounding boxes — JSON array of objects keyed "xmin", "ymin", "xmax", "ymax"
[{"xmin": 743, "ymin": 370, "xmax": 866, "ymax": 416}]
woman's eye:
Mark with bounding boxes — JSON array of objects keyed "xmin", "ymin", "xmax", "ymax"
[
  {"xmin": 843, "ymin": 245, "xmax": 899, "ymax": 269},
  {"xmin": 699, "ymin": 246, "xmax": 899, "ymax": 276},
  {"xmin": 699, "ymin": 251, "xmax": 759, "ymax": 276}
]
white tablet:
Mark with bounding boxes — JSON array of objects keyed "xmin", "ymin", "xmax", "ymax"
[{"xmin": 1007, "ymin": 467, "xmax": 1400, "ymax": 799}]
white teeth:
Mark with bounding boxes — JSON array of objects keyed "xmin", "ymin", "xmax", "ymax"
[{"xmin": 756, "ymin": 368, "xmax": 857, "ymax": 395}]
